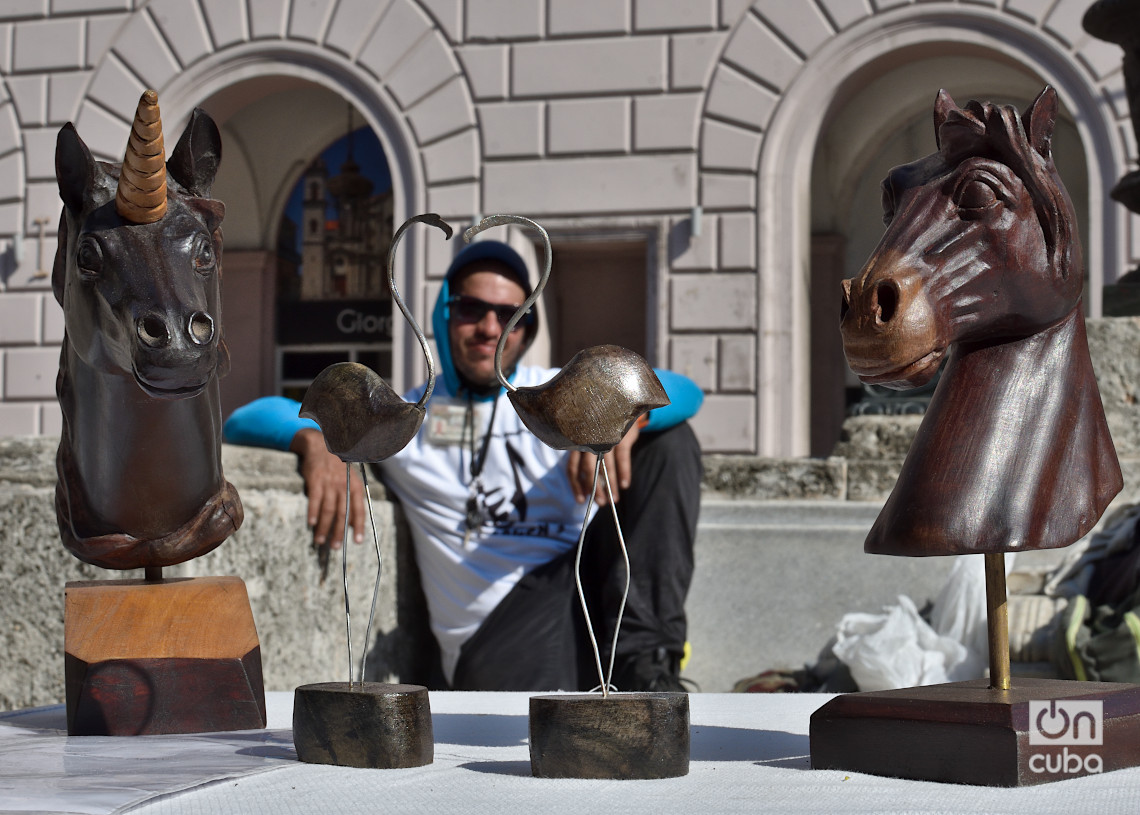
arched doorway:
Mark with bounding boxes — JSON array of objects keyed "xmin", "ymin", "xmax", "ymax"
[
  {"xmin": 754, "ymin": 8, "xmax": 1117, "ymax": 457},
  {"xmin": 154, "ymin": 63, "xmax": 423, "ymax": 419},
  {"xmin": 274, "ymin": 123, "xmax": 394, "ymax": 404},
  {"xmin": 807, "ymin": 49, "xmax": 1091, "ymax": 455}
]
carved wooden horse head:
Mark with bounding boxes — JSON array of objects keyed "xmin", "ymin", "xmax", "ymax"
[
  {"xmin": 840, "ymin": 88, "xmax": 1121, "ymax": 556},
  {"xmin": 54, "ymin": 91, "xmax": 242, "ymax": 570}
]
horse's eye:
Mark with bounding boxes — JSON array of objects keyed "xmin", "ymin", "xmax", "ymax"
[
  {"xmin": 76, "ymin": 237, "xmax": 102, "ymax": 279},
  {"xmin": 956, "ymin": 179, "xmax": 999, "ymax": 215},
  {"xmin": 193, "ymin": 237, "xmax": 216, "ymax": 274}
]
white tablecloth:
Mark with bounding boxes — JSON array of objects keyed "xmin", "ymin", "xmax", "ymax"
[{"xmin": 5, "ymin": 691, "xmax": 1140, "ymax": 814}]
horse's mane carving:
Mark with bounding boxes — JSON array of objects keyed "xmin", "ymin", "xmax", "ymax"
[
  {"xmin": 936, "ymin": 94, "xmax": 1076, "ymax": 280},
  {"xmin": 842, "ymin": 87, "xmax": 1121, "ymax": 556},
  {"xmin": 54, "ymin": 91, "xmax": 242, "ymax": 570}
]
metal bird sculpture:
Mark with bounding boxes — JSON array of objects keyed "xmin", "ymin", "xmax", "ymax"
[
  {"xmin": 301, "ymin": 213, "xmax": 449, "ymax": 461},
  {"xmin": 463, "ymin": 214, "xmax": 669, "ymax": 696},
  {"xmin": 299, "ymin": 212, "xmax": 452, "ymax": 685}
]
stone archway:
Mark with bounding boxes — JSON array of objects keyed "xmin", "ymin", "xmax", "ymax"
[
  {"xmin": 65, "ymin": 0, "xmax": 480, "ymax": 394},
  {"xmin": 700, "ymin": 1, "xmax": 1128, "ymax": 456},
  {"xmin": 0, "ymin": 79, "xmax": 24, "ymax": 282}
]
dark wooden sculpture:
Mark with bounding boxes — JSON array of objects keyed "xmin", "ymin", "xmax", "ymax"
[
  {"xmin": 530, "ymin": 693, "xmax": 689, "ymax": 779},
  {"xmin": 54, "ymin": 90, "xmax": 242, "ymax": 570},
  {"xmin": 56, "ymin": 91, "xmax": 262, "ymax": 736},
  {"xmin": 811, "ymin": 87, "xmax": 1140, "ymax": 786},
  {"xmin": 840, "ymin": 87, "xmax": 1120, "ymax": 557},
  {"xmin": 464, "ymin": 215, "xmax": 686, "ymax": 781}
]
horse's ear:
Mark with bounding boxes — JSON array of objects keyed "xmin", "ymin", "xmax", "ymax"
[
  {"xmin": 1024, "ymin": 86, "xmax": 1058, "ymax": 160},
  {"xmin": 933, "ymin": 89, "xmax": 957, "ymax": 149},
  {"xmin": 189, "ymin": 198, "xmax": 225, "ymax": 234},
  {"xmin": 168, "ymin": 108, "xmax": 222, "ymax": 197},
  {"xmin": 56, "ymin": 123, "xmax": 98, "ymax": 215},
  {"xmin": 52, "ymin": 211, "xmax": 67, "ymax": 305}
]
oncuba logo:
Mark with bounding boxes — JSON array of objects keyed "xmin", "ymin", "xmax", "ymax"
[{"xmin": 1028, "ymin": 700, "xmax": 1103, "ymax": 775}]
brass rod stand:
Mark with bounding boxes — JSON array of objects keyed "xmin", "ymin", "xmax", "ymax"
[{"xmin": 984, "ymin": 552, "xmax": 1010, "ymax": 690}]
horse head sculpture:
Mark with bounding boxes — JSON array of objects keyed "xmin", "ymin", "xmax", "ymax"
[
  {"xmin": 54, "ymin": 90, "xmax": 242, "ymax": 570},
  {"xmin": 840, "ymin": 87, "xmax": 1121, "ymax": 556}
]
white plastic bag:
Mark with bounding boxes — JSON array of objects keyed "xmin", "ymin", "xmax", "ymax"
[
  {"xmin": 833, "ymin": 594, "xmax": 969, "ymax": 691},
  {"xmin": 927, "ymin": 554, "xmax": 998, "ymax": 681}
]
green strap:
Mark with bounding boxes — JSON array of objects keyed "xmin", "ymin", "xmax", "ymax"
[
  {"xmin": 1123, "ymin": 611, "xmax": 1140, "ymax": 669},
  {"xmin": 1065, "ymin": 595, "xmax": 1089, "ymax": 682}
]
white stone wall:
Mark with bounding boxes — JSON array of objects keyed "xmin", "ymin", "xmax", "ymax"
[{"xmin": 0, "ymin": 0, "xmax": 1131, "ymax": 454}]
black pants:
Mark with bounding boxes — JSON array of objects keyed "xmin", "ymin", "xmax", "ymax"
[{"xmin": 450, "ymin": 422, "xmax": 701, "ymax": 691}]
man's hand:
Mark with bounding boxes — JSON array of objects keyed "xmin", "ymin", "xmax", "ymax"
[
  {"xmin": 290, "ymin": 428, "xmax": 366, "ymax": 549},
  {"xmin": 567, "ymin": 421, "xmax": 640, "ymax": 507}
]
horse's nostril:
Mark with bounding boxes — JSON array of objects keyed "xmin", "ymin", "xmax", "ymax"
[
  {"xmin": 188, "ymin": 312, "xmax": 214, "ymax": 346},
  {"xmin": 876, "ymin": 281, "xmax": 899, "ymax": 324},
  {"xmin": 137, "ymin": 314, "xmax": 170, "ymax": 348}
]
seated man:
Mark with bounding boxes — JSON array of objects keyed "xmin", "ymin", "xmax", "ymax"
[{"xmin": 225, "ymin": 240, "xmax": 703, "ymax": 692}]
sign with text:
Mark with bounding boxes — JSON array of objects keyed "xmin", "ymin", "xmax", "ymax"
[{"xmin": 276, "ymin": 299, "xmax": 393, "ymax": 345}]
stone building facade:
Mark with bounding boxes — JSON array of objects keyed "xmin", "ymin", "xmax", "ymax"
[
  {"xmin": 297, "ymin": 155, "xmax": 395, "ymax": 302},
  {"xmin": 0, "ymin": 0, "xmax": 1132, "ymax": 455}
]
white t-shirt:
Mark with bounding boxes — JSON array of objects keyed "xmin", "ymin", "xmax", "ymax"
[{"xmin": 378, "ymin": 366, "xmax": 594, "ymax": 683}]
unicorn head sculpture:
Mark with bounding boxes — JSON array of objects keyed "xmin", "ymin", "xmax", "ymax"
[{"xmin": 54, "ymin": 90, "xmax": 242, "ymax": 571}]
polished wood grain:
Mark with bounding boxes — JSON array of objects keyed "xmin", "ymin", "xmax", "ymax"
[
  {"xmin": 293, "ymin": 682, "xmax": 433, "ymax": 769},
  {"xmin": 64, "ymin": 576, "xmax": 265, "ymax": 735},
  {"xmin": 839, "ymin": 87, "xmax": 1121, "ymax": 556},
  {"xmin": 529, "ymin": 693, "xmax": 689, "ymax": 779},
  {"xmin": 54, "ymin": 92, "xmax": 241, "ymax": 570},
  {"xmin": 811, "ymin": 678, "xmax": 1140, "ymax": 786},
  {"xmin": 820, "ymin": 87, "xmax": 1135, "ymax": 788}
]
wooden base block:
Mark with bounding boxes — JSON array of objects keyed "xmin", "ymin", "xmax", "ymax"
[
  {"xmin": 810, "ymin": 677, "xmax": 1140, "ymax": 786},
  {"xmin": 529, "ymin": 692, "xmax": 689, "ymax": 779},
  {"xmin": 64, "ymin": 576, "xmax": 266, "ymax": 736},
  {"xmin": 293, "ymin": 682, "xmax": 433, "ymax": 769}
]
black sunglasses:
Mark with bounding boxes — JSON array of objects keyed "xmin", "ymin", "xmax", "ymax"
[{"xmin": 448, "ymin": 295, "xmax": 533, "ymax": 330}]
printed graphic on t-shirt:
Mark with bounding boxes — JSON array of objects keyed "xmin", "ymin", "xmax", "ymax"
[{"xmin": 463, "ymin": 439, "xmax": 573, "ymax": 542}]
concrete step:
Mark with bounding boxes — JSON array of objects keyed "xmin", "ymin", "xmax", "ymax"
[
  {"xmin": 698, "ymin": 498, "xmax": 883, "ymax": 531},
  {"xmin": 700, "ymin": 498, "xmax": 885, "ymax": 523}
]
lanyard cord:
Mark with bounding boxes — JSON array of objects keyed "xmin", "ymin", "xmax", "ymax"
[
  {"xmin": 462, "ymin": 393, "xmax": 500, "ymax": 536},
  {"xmin": 464, "ymin": 392, "xmax": 500, "ymax": 484}
]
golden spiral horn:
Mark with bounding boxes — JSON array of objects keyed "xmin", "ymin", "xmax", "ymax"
[{"xmin": 116, "ymin": 89, "xmax": 167, "ymax": 224}]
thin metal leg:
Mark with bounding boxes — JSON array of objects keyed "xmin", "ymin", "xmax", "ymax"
[
  {"xmin": 360, "ymin": 463, "xmax": 383, "ymax": 685},
  {"xmin": 342, "ymin": 463, "xmax": 354, "ymax": 686},
  {"xmin": 573, "ymin": 457, "xmax": 607, "ymax": 696},
  {"xmin": 985, "ymin": 552, "xmax": 1010, "ymax": 690},
  {"xmin": 599, "ymin": 458, "xmax": 630, "ymax": 694}
]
